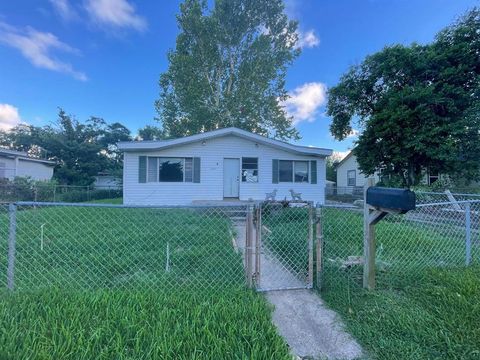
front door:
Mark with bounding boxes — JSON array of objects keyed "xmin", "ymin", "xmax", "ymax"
[{"xmin": 223, "ymin": 158, "xmax": 240, "ymax": 198}]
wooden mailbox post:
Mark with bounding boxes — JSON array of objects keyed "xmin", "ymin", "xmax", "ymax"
[{"xmin": 363, "ymin": 179, "xmax": 416, "ymax": 290}]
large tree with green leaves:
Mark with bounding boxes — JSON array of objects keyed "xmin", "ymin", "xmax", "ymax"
[
  {"xmin": 0, "ymin": 109, "xmax": 132, "ymax": 185},
  {"xmin": 327, "ymin": 8, "xmax": 480, "ymax": 187},
  {"xmin": 155, "ymin": 0, "xmax": 300, "ymax": 140}
]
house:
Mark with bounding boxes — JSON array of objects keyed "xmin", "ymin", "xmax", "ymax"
[
  {"xmin": 0, "ymin": 148, "xmax": 55, "ymax": 181},
  {"xmin": 336, "ymin": 150, "xmax": 440, "ymax": 191},
  {"xmin": 336, "ymin": 151, "xmax": 379, "ymax": 192},
  {"xmin": 93, "ymin": 172, "xmax": 121, "ymax": 190},
  {"xmin": 118, "ymin": 127, "xmax": 332, "ymax": 205}
]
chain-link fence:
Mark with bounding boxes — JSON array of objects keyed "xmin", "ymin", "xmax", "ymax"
[
  {"xmin": 3, "ymin": 194, "xmax": 477, "ymax": 296},
  {"xmin": 0, "ymin": 184, "xmax": 122, "ymax": 203},
  {"xmin": 326, "ymin": 186, "xmax": 480, "ymax": 206},
  {"xmin": 321, "ymin": 199, "xmax": 480, "ymax": 295},
  {"xmin": 1, "ymin": 200, "xmax": 319, "ymax": 294},
  {"xmin": 1, "ymin": 202, "xmax": 251, "ymax": 293},
  {"xmin": 255, "ymin": 201, "xmax": 314, "ymax": 291}
]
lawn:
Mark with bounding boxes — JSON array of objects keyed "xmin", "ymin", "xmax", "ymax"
[
  {"xmin": 321, "ymin": 207, "xmax": 480, "ymax": 360},
  {"xmin": 260, "ymin": 204, "xmax": 480, "ymax": 359},
  {"xmin": 0, "ymin": 204, "xmax": 292, "ymax": 359},
  {"xmin": 322, "ymin": 266, "xmax": 480, "ymax": 360}
]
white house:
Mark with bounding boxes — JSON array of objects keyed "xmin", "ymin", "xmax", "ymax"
[
  {"xmin": 0, "ymin": 148, "xmax": 55, "ymax": 181},
  {"xmin": 336, "ymin": 151, "xmax": 379, "ymax": 191},
  {"xmin": 118, "ymin": 127, "xmax": 332, "ymax": 205},
  {"xmin": 336, "ymin": 150, "xmax": 440, "ymax": 191}
]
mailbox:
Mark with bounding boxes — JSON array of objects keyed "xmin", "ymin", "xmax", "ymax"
[{"xmin": 366, "ymin": 187, "xmax": 415, "ymax": 213}]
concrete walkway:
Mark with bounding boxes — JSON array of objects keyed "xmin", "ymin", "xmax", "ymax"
[{"xmin": 234, "ymin": 222, "xmax": 363, "ymax": 360}]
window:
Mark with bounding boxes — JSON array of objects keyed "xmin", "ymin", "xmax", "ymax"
[
  {"xmin": 147, "ymin": 157, "xmax": 158, "ymax": 182},
  {"xmin": 428, "ymin": 169, "xmax": 439, "ymax": 185},
  {"xmin": 294, "ymin": 161, "xmax": 309, "ymax": 183},
  {"xmin": 146, "ymin": 157, "xmax": 194, "ymax": 183},
  {"xmin": 279, "ymin": 160, "xmax": 293, "ymax": 182},
  {"xmin": 159, "ymin": 158, "xmax": 184, "ymax": 182},
  {"xmin": 242, "ymin": 157, "xmax": 258, "ymax": 182},
  {"xmin": 279, "ymin": 160, "xmax": 310, "ymax": 183},
  {"xmin": 347, "ymin": 170, "xmax": 356, "ymax": 186}
]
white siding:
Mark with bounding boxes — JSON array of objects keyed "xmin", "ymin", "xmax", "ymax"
[
  {"xmin": 123, "ymin": 135, "xmax": 327, "ymax": 205},
  {"xmin": 0, "ymin": 157, "xmax": 17, "ymax": 180},
  {"xmin": 336, "ymin": 154, "xmax": 379, "ymax": 190},
  {"xmin": 16, "ymin": 159, "xmax": 54, "ymax": 181}
]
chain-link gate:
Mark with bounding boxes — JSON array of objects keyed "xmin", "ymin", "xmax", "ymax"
[{"xmin": 248, "ymin": 201, "xmax": 315, "ymax": 291}]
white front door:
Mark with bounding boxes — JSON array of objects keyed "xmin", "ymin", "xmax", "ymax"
[{"xmin": 223, "ymin": 158, "xmax": 240, "ymax": 198}]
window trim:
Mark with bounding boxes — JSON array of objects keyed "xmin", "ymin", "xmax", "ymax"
[
  {"xmin": 146, "ymin": 156, "xmax": 195, "ymax": 183},
  {"xmin": 347, "ymin": 170, "xmax": 356, "ymax": 187},
  {"xmin": 277, "ymin": 159, "xmax": 311, "ymax": 184},
  {"xmin": 241, "ymin": 157, "xmax": 259, "ymax": 183}
]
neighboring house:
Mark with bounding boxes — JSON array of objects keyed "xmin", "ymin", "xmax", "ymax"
[
  {"xmin": 336, "ymin": 151, "xmax": 440, "ymax": 191},
  {"xmin": 0, "ymin": 148, "xmax": 55, "ymax": 181},
  {"xmin": 118, "ymin": 127, "xmax": 332, "ymax": 205},
  {"xmin": 94, "ymin": 172, "xmax": 121, "ymax": 189},
  {"xmin": 336, "ymin": 151, "xmax": 380, "ymax": 193}
]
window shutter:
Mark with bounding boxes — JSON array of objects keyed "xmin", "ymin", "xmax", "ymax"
[
  {"xmin": 193, "ymin": 157, "xmax": 201, "ymax": 183},
  {"xmin": 310, "ymin": 160, "xmax": 317, "ymax": 184},
  {"xmin": 272, "ymin": 159, "xmax": 279, "ymax": 184},
  {"xmin": 138, "ymin": 156, "xmax": 147, "ymax": 183}
]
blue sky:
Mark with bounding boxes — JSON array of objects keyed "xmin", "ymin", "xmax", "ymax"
[{"xmin": 0, "ymin": 0, "xmax": 478, "ymax": 155}]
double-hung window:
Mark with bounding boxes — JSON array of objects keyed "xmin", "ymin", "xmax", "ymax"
[{"xmin": 347, "ymin": 170, "xmax": 356, "ymax": 186}]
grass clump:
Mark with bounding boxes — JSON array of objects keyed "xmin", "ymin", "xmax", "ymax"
[
  {"xmin": 322, "ymin": 266, "xmax": 480, "ymax": 360},
  {"xmin": 0, "ymin": 288, "xmax": 292, "ymax": 359}
]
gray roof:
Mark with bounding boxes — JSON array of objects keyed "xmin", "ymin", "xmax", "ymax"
[{"xmin": 118, "ymin": 127, "xmax": 332, "ymax": 157}]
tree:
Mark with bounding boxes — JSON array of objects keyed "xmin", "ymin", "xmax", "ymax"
[
  {"xmin": 0, "ymin": 109, "xmax": 132, "ymax": 185},
  {"xmin": 327, "ymin": 8, "xmax": 480, "ymax": 187},
  {"xmin": 155, "ymin": 0, "xmax": 300, "ymax": 140},
  {"xmin": 326, "ymin": 152, "xmax": 344, "ymax": 182},
  {"xmin": 136, "ymin": 125, "xmax": 165, "ymax": 140}
]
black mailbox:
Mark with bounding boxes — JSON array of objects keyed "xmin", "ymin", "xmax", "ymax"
[{"xmin": 366, "ymin": 187, "xmax": 416, "ymax": 213}]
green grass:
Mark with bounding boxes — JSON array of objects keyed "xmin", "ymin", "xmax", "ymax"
[
  {"xmin": 322, "ymin": 267, "xmax": 480, "ymax": 360},
  {"xmin": 261, "ymin": 205, "xmax": 480, "ymax": 359},
  {"xmin": 0, "ymin": 288, "xmax": 291, "ymax": 359},
  {"xmin": 1, "ymin": 206, "xmax": 245, "ymax": 290},
  {"xmin": 84, "ymin": 197, "xmax": 123, "ymax": 204},
  {"xmin": 0, "ymin": 205, "xmax": 291, "ymax": 359},
  {"xmin": 261, "ymin": 205, "xmax": 310, "ymax": 280},
  {"xmin": 320, "ymin": 207, "xmax": 480, "ymax": 359}
]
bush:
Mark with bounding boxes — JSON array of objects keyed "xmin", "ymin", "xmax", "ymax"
[{"xmin": 58, "ymin": 189, "xmax": 122, "ymax": 203}]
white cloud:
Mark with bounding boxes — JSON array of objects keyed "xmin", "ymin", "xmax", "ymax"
[
  {"xmin": 0, "ymin": 104, "xmax": 23, "ymax": 131},
  {"xmin": 0, "ymin": 22, "xmax": 87, "ymax": 81},
  {"xmin": 283, "ymin": 82, "xmax": 327, "ymax": 125},
  {"xmin": 85, "ymin": 0, "xmax": 147, "ymax": 31},
  {"xmin": 297, "ymin": 29, "xmax": 320, "ymax": 48},
  {"xmin": 49, "ymin": 0, "xmax": 77, "ymax": 21}
]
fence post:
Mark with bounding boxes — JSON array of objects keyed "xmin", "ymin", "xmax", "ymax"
[
  {"xmin": 363, "ymin": 178, "xmax": 376, "ymax": 290},
  {"xmin": 245, "ymin": 205, "xmax": 254, "ymax": 288},
  {"xmin": 465, "ymin": 202, "xmax": 471, "ymax": 266},
  {"xmin": 315, "ymin": 202, "xmax": 323, "ymax": 290},
  {"xmin": 53, "ymin": 185, "xmax": 56, "ymax": 202},
  {"xmin": 255, "ymin": 204, "xmax": 261, "ymax": 287},
  {"xmin": 7, "ymin": 203, "xmax": 17, "ymax": 291},
  {"xmin": 308, "ymin": 202, "xmax": 314, "ymax": 288}
]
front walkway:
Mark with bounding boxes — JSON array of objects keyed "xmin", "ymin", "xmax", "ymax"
[{"xmin": 234, "ymin": 221, "xmax": 363, "ymax": 359}]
